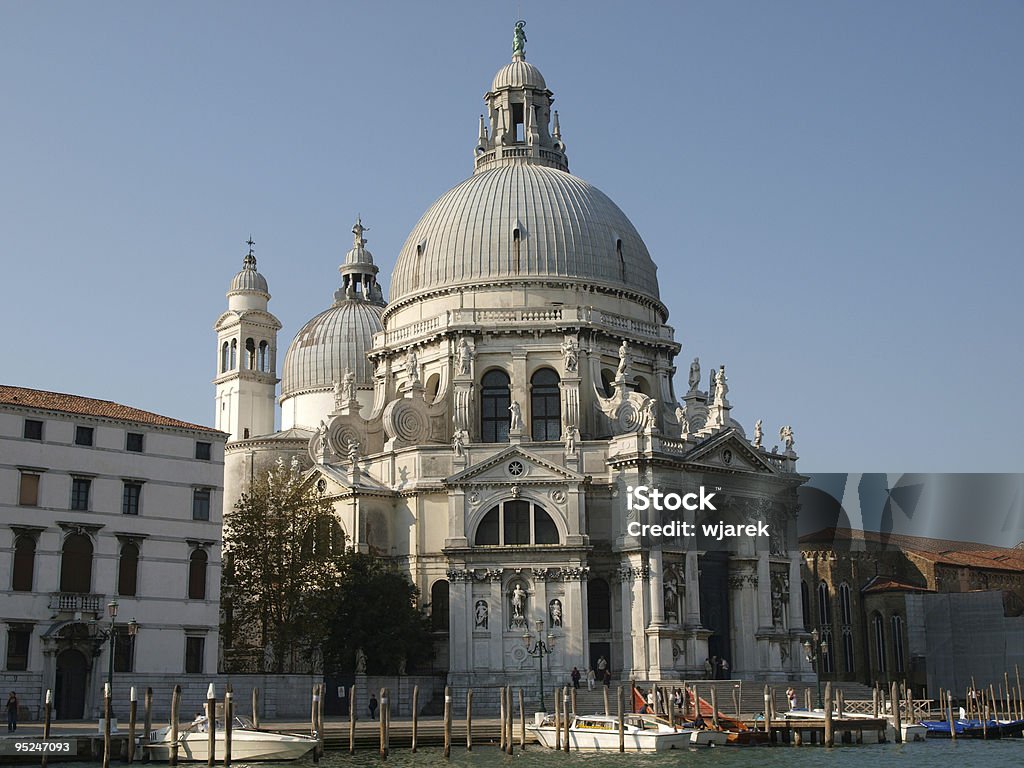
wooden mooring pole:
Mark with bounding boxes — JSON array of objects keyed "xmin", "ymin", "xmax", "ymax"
[
  {"xmin": 506, "ymin": 687, "xmax": 514, "ymax": 755},
  {"xmin": 553, "ymin": 687, "xmax": 561, "ymax": 750},
  {"xmin": 128, "ymin": 686, "xmax": 137, "ymax": 764},
  {"xmin": 562, "ymin": 687, "xmax": 570, "ymax": 752},
  {"xmin": 443, "ymin": 686, "xmax": 452, "ymax": 759},
  {"xmin": 41, "ymin": 690, "xmax": 52, "ymax": 768},
  {"xmin": 499, "ymin": 686, "xmax": 506, "ymax": 751},
  {"xmin": 103, "ymin": 684, "xmax": 112, "ymax": 768},
  {"xmin": 349, "ymin": 686, "xmax": 357, "ymax": 755},
  {"xmin": 603, "ymin": 684, "xmax": 610, "ymax": 716},
  {"xmin": 410, "ymin": 686, "xmax": 418, "ymax": 754},
  {"xmin": 312, "ymin": 684, "xmax": 321, "ymax": 763},
  {"xmin": 519, "ymin": 688, "xmax": 526, "ymax": 749},
  {"xmin": 251, "ymin": 688, "xmax": 260, "ymax": 729},
  {"xmin": 891, "ymin": 681, "xmax": 902, "ymax": 744},
  {"xmin": 617, "ymin": 686, "xmax": 624, "ymax": 753},
  {"xmin": 143, "ymin": 687, "xmax": 153, "ymax": 758},
  {"xmin": 169, "ymin": 685, "xmax": 181, "ymax": 768},
  {"xmin": 465, "ymin": 689, "xmax": 473, "ymax": 750},
  {"xmin": 947, "ymin": 689, "xmax": 956, "ymax": 741},
  {"xmin": 225, "ymin": 687, "xmax": 234, "ymax": 768},
  {"xmin": 763, "ymin": 686, "xmax": 771, "ymax": 733},
  {"xmin": 206, "ymin": 684, "xmax": 216, "ymax": 768},
  {"xmin": 823, "ymin": 682, "xmax": 834, "ymax": 748},
  {"xmin": 378, "ymin": 688, "xmax": 386, "ymax": 759}
]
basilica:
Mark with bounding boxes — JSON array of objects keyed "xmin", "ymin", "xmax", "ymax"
[{"xmin": 213, "ymin": 25, "xmax": 811, "ymax": 694}]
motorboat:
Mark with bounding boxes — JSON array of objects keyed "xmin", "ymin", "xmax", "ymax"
[
  {"xmin": 528, "ymin": 713, "xmax": 697, "ymax": 751},
  {"xmin": 145, "ymin": 716, "xmax": 317, "ymax": 761},
  {"xmin": 919, "ymin": 717, "xmax": 1024, "ymax": 739}
]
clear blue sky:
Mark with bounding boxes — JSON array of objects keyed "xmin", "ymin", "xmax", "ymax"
[{"xmin": 2, "ymin": 1, "xmax": 1021, "ymax": 472}]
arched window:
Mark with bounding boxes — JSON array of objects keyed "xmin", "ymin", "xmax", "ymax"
[
  {"xmin": 481, "ymin": 370, "xmax": 511, "ymax": 443},
  {"xmin": 229, "ymin": 339, "xmax": 237, "ymax": 369},
  {"xmin": 430, "ymin": 580, "xmax": 449, "ymax": 632},
  {"xmin": 872, "ymin": 612, "xmax": 886, "ymax": 674},
  {"xmin": 587, "ymin": 578, "xmax": 611, "ymax": 631},
  {"xmin": 839, "ymin": 582, "xmax": 853, "ymax": 626},
  {"xmin": 303, "ymin": 517, "xmax": 345, "ymax": 558},
  {"xmin": 12, "ymin": 535, "xmax": 35, "ymax": 592},
  {"xmin": 891, "ymin": 614, "xmax": 905, "ymax": 674},
  {"xmin": 188, "ymin": 549, "xmax": 208, "ymax": 600},
  {"xmin": 600, "ymin": 369, "xmax": 615, "ymax": 398},
  {"xmin": 801, "ymin": 580, "xmax": 810, "ymax": 626},
  {"xmin": 473, "ymin": 500, "xmax": 561, "ymax": 546},
  {"xmin": 842, "ymin": 627, "xmax": 855, "ymax": 674},
  {"xmin": 513, "ymin": 228, "xmax": 521, "ymax": 273},
  {"xmin": 817, "ymin": 581, "xmax": 831, "ymax": 626},
  {"xmin": 258, "ymin": 340, "xmax": 269, "ymax": 372},
  {"xmin": 118, "ymin": 542, "xmax": 139, "ymax": 597},
  {"xmin": 425, "ymin": 373, "xmax": 441, "ymax": 403},
  {"xmin": 221, "ymin": 341, "xmax": 229, "ymax": 373},
  {"xmin": 632, "ymin": 376, "xmax": 652, "ymax": 396},
  {"xmin": 245, "ymin": 338, "xmax": 256, "ymax": 369},
  {"xmin": 530, "ymin": 369, "xmax": 561, "ymax": 441},
  {"xmin": 59, "ymin": 534, "xmax": 93, "ymax": 593}
]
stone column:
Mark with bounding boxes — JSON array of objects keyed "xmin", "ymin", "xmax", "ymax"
[
  {"xmin": 684, "ymin": 550, "xmax": 701, "ymax": 626},
  {"xmin": 489, "ymin": 575, "xmax": 504, "ymax": 671},
  {"xmin": 618, "ymin": 570, "xmax": 634, "ymax": 676},
  {"xmin": 788, "ymin": 553, "xmax": 805, "ymax": 631},
  {"xmin": 511, "ymin": 352, "xmax": 528, "ymax": 439},
  {"xmin": 648, "ymin": 547, "xmax": 665, "ymax": 626},
  {"xmin": 449, "ymin": 574, "xmax": 470, "ymax": 673},
  {"xmin": 757, "ymin": 553, "xmax": 772, "ymax": 629}
]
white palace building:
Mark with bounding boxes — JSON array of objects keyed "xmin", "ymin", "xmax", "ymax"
[{"xmin": 216, "ymin": 26, "xmax": 812, "ymax": 695}]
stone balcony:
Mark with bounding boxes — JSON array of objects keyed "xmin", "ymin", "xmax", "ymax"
[{"xmin": 49, "ymin": 592, "xmax": 105, "ymax": 615}]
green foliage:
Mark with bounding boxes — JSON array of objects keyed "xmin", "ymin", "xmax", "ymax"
[
  {"xmin": 222, "ymin": 456, "xmax": 433, "ymax": 675},
  {"xmin": 318, "ymin": 550, "xmax": 435, "ymax": 675}
]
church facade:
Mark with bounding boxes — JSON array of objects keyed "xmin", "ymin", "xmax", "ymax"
[{"xmin": 216, "ymin": 26, "xmax": 813, "ymax": 695}]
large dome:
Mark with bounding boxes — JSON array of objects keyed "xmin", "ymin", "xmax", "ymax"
[
  {"xmin": 389, "ymin": 163, "xmax": 660, "ymax": 305},
  {"xmin": 281, "ymin": 301, "xmax": 383, "ymax": 396}
]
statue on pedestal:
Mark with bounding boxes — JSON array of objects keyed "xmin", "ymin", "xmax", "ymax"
[
  {"xmin": 688, "ymin": 357, "xmax": 700, "ymax": 392},
  {"xmin": 509, "ymin": 401, "xmax": 522, "ymax": 431},
  {"xmin": 616, "ymin": 340, "xmax": 631, "ymax": 378}
]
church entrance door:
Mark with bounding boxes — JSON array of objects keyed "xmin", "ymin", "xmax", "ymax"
[
  {"xmin": 55, "ymin": 648, "xmax": 88, "ymax": 720},
  {"xmin": 698, "ymin": 552, "xmax": 732, "ymax": 673}
]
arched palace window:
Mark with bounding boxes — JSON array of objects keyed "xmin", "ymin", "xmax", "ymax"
[
  {"xmin": 530, "ymin": 368, "xmax": 561, "ymax": 441},
  {"xmin": 480, "ymin": 370, "xmax": 511, "ymax": 443},
  {"xmin": 474, "ymin": 500, "xmax": 560, "ymax": 546}
]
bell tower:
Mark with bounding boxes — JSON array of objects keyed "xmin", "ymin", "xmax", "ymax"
[{"xmin": 213, "ymin": 239, "xmax": 281, "ymax": 441}]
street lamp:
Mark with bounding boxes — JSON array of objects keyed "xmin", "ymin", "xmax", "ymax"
[
  {"xmin": 101, "ymin": 601, "xmax": 140, "ymax": 716},
  {"xmin": 523, "ymin": 618, "xmax": 556, "ymax": 712},
  {"xmin": 803, "ymin": 629, "xmax": 829, "ymax": 710}
]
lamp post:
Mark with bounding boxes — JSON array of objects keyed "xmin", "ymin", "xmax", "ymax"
[
  {"xmin": 523, "ymin": 618, "xmax": 556, "ymax": 712},
  {"xmin": 803, "ymin": 629, "xmax": 829, "ymax": 709},
  {"xmin": 102, "ymin": 601, "xmax": 140, "ymax": 716}
]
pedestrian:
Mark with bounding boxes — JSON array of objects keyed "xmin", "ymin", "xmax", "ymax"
[
  {"xmin": 720, "ymin": 658, "xmax": 730, "ymax": 679},
  {"xmin": 571, "ymin": 666, "xmax": 581, "ymax": 689},
  {"xmin": 710, "ymin": 656, "xmax": 719, "ymax": 680},
  {"xmin": 368, "ymin": 693, "xmax": 378, "ymax": 721},
  {"xmin": 586, "ymin": 668, "xmax": 595, "ymax": 691},
  {"xmin": 786, "ymin": 687, "xmax": 797, "ymax": 710},
  {"xmin": 6, "ymin": 691, "xmax": 17, "ymax": 732},
  {"xmin": 703, "ymin": 657, "xmax": 713, "ymax": 679},
  {"xmin": 603, "ymin": 669, "xmax": 611, "ymax": 687}
]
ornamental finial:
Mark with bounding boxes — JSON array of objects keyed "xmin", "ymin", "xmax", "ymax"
[
  {"xmin": 352, "ymin": 216, "xmax": 368, "ymax": 248},
  {"xmin": 243, "ymin": 236, "xmax": 256, "ymax": 269},
  {"xmin": 512, "ymin": 20, "xmax": 527, "ymax": 59}
]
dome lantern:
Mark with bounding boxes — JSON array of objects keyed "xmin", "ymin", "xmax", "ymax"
[
  {"xmin": 336, "ymin": 217, "xmax": 384, "ymax": 305},
  {"xmin": 227, "ymin": 237, "xmax": 270, "ymax": 311},
  {"xmin": 474, "ymin": 21, "xmax": 568, "ymax": 174}
]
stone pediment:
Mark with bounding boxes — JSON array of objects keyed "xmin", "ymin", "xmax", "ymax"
[
  {"xmin": 301, "ymin": 464, "xmax": 395, "ymax": 497},
  {"xmin": 446, "ymin": 445, "xmax": 584, "ymax": 487},
  {"xmin": 213, "ymin": 309, "xmax": 282, "ymax": 331},
  {"xmin": 683, "ymin": 429, "xmax": 781, "ymax": 475}
]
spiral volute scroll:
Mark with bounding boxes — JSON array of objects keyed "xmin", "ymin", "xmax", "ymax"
[
  {"xmin": 615, "ymin": 400, "xmax": 643, "ymax": 433},
  {"xmin": 383, "ymin": 399, "xmax": 430, "ymax": 444}
]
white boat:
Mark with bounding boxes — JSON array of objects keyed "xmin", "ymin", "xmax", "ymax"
[
  {"xmin": 145, "ymin": 716, "xmax": 317, "ymax": 762},
  {"xmin": 528, "ymin": 713, "xmax": 697, "ymax": 751}
]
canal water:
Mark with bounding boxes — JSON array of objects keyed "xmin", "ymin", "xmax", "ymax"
[{"xmin": 52, "ymin": 740, "xmax": 1022, "ymax": 768}]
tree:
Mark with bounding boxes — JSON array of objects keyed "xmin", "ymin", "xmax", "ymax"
[
  {"xmin": 317, "ymin": 549, "xmax": 434, "ymax": 675},
  {"xmin": 222, "ymin": 456, "xmax": 342, "ymax": 673}
]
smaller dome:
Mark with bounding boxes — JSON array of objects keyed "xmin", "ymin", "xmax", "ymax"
[
  {"xmin": 229, "ymin": 252, "xmax": 269, "ymax": 295},
  {"xmin": 281, "ymin": 300, "xmax": 384, "ymax": 396},
  {"xmin": 492, "ymin": 58, "xmax": 547, "ymax": 91}
]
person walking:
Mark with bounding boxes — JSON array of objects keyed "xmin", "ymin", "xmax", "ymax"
[
  {"xmin": 720, "ymin": 658, "xmax": 730, "ymax": 679},
  {"xmin": 703, "ymin": 658, "xmax": 713, "ymax": 679},
  {"xmin": 6, "ymin": 692, "xmax": 17, "ymax": 732},
  {"xmin": 586, "ymin": 668, "xmax": 595, "ymax": 691},
  {"xmin": 368, "ymin": 693, "xmax": 378, "ymax": 721},
  {"xmin": 571, "ymin": 666, "xmax": 581, "ymax": 689},
  {"xmin": 786, "ymin": 687, "xmax": 797, "ymax": 711}
]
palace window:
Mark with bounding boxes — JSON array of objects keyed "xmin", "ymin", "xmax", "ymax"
[
  {"xmin": 23, "ymin": 419, "xmax": 43, "ymax": 440},
  {"xmin": 842, "ymin": 627, "xmax": 855, "ymax": 674},
  {"xmin": 891, "ymin": 614, "xmax": 905, "ymax": 674},
  {"xmin": 839, "ymin": 582, "xmax": 853, "ymax": 625},
  {"xmin": 126, "ymin": 432, "xmax": 144, "ymax": 452},
  {"xmin": 530, "ymin": 368, "xmax": 561, "ymax": 441},
  {"xmin": 480, "ymin": 369, "xmax": 511, "ymax": 443},
  {"xmin": 74, "ymin": 426, "xmax": 94, "ymax": 446},
  {"xmin": 5, "ymin": 625, "xmax": 30, "ymax": 671},
  {"xmin": 70, "ymin": 477, "xmax": 91, "ymax": 510},
  {"xmin": 192, "ymin": 488, "xmax": 211, "ymax": 521},
  {"xmin": 122, "ymin": 482, "xmax": 142, "ymax": 515},
  {"xmin": 872, "ymin": 612, "xmax": 887, "ymax": 674},
  {"xmin": 195, "ymin": 441, "xmax": 212, "ymax": 461},
  {"xmin": 188, "ymin": 549, "xmax": 208, "ymax": 600},
  {"xmin": 258, "ymin": 340, "xmax": 270, "ymax": 372},
  {"xmin": 185, "ymin": 636, "xmax": 205, "ymax": 673},
  {"xmin": 12, "ymin": 536, "xmax": 36, "ymax": 592},
  {"xmin": 221, "ymin": 341, "xmax": 230, "ymax": 372},
  {"xmin": 474, "ymin": 500, "xmax": 560, "ymax": 546},
  {"xmin": 113, "ymin": 626, "xmax": 135, "ymax": 673},
  {"xmin": 118, "ymin": 542, "xmax": 139, "ymax": 597},
  {"xmin": 18, "ymin": 472, "xmax": 40, "ymax": 506},
  {"xmin": 60, "ymin": 533, "xmax": 93, "ymax": 593}
]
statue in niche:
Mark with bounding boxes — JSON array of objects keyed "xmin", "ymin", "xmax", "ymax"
[
  {"xmin": 549, "ymin": 599, "xmax": 563, "ymax": 627},
  {"xmin": 509, "ymin": 401, "xmax": 522, "ymax": 431},
  {"xmin": 688, "ymin": 357, "xmax": 701, "ymax": 391},
  {"xmin": 474, "ymin": 600, "xmax": 488, "ymax": 629},
  {"xmin": 510, "ymin": 583, "xmax": 527, "ymax": 627}
]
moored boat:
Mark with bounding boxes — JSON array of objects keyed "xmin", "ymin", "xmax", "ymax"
[
  {"xmin": 528, "ymin": 713, "xmax": 696, "ymax": 751},
  {"xmin": 145, "ymin": 716, "xmax": 317, "ymax": 761}
]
